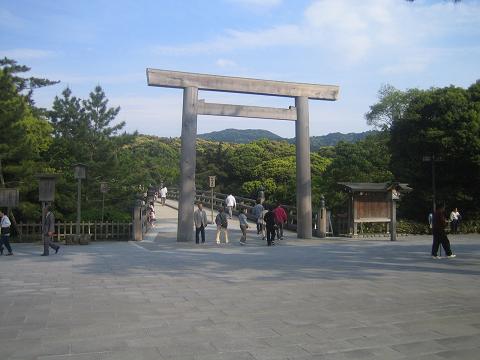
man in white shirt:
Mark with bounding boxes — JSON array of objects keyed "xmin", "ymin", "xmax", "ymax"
[
  {"xmin": 159, "ymin": 186, "xmax": 168, "ymax": 206},
  {"xmin": 0, "ymin": 210, "xmax": 13, "ymax": 256},
  {"xmin": 450, "ymin": 208, "xmax": 461, "ymax": 234},
  {"xmin": 225, "ymin": 194, "xmax": 236, "ymax": 219}
]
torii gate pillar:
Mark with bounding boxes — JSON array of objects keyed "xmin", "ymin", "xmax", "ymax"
[
  {"xmin": 295, "ymin": 96, "xmax": 312, "ymax": 239},
  {"xmin": 177, "ymin": 87, "xmax": 198, "ymax": 242}
]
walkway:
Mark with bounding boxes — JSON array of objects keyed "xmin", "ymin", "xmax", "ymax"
[
  {"xmin": 140, "ymin": 199, "xmax": 296, "ymax": 249},
  {"xmin": 1, "ymin": 204, "xmax": 480, "ymax": 359}
]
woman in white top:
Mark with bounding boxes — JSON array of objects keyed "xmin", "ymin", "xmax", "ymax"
[{"xmin": 450, "ymin": 208, "xmax": 461, "ymax": 234}]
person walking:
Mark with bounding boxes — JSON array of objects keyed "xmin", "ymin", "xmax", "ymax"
[
  {"xmin": 194, "ymin": 203, "xmax": 208, "ymax": 244},
  {"xmin": 273, "ymin": 203, "xmax": 288, "ymax": 240},
  {"xmin": 41, "ymin": 205, "xmax": 60, "ymax": 256},
  {"xmin": 0, "ymin": 210, "xmax": 14, "ymax": 256},
  {"xmin": 260, "ymin": 207, "xmax": 268, "ymax": 240},
  {"xmin": 148, "ymin": 201, "xmax": 156, "ymax": 226},
  {"xmin": 238, "ymin": 208, "xmax": 249, "ymax": 245},
  {"xmin": 159, "ymin": 186, "xmax": 168, "ymax": 206},
  {"xmin": 215, "ymin": 207, "xmax": 229, "ymax": 244},
  {"xmin": 225, "ymin": 194, "xmax": 236, "ymax": 219},
  {"xmin": 252, "ymin": 199, "xmax": 264, "ymax": 235},
  {"xmin": 450, "ymin": 208, "xmax": 461, "ymax": 234},
  {"xmin": 264, "ymin": 205, "xmax": 276, "ymax": 246},
  {"xmin": 432, "ymin": 204, "xmax": 456, "ymax": 259}
]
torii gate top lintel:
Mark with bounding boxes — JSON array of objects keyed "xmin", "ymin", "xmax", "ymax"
[{"xmin": 146, "ymin": 68, "xmax": 339, "ymax": 101}]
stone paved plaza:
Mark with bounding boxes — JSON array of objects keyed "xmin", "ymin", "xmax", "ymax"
[{"xmin": 1, "ymin": 204, "xmax": 480, "ymax": 359}]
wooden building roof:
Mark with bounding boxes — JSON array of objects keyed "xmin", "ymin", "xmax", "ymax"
[{"xmin": 338, "ymin": 182, "xmax": 412, "ymax": 193}]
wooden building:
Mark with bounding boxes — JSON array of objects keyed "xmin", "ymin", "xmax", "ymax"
[{"xmin": 338, "ymin": 182, "xmax": 412, "ymax": 241}]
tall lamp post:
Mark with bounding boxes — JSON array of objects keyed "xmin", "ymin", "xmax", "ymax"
[
  {"xmin": 422, "ymin": 154, "xmax": 443, "ymax": 213},
  {"xmin": 100, "ymin": 181, "xmax": 109, "ymax": 223},
  {"xmin": 208, "ymin": 176, "xmax": 216, "ymax": 224},
  {"xmin": 73, "ymin": 164, "xmax": 87, "ymax": 240},
  {"xmin": 423, "ymin": 154, "xmax": 443, "ymax": 255}
]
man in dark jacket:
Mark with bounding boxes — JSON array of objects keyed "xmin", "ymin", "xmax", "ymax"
[
  {"xmin": 432, "ymin": 205, "xmax": 456, "ymax": 259},
  {"xmin": 263, "ymin": 205, "xmax": 276, "ymax": 246},
  {"xmin": 215, "ymin": 207, "xmax": 229, "ymax": 244},
  {"xmin": 42, "ymin": 205, "xmax": 60, "ymax": 256}
]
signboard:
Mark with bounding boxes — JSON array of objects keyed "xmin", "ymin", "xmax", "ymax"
[
  {"xmin": 392, "ymin": 189, "xmax": 400, "ymax": 200},
  {"xmin": 0, "ymin": 188, "xmax": 19, "ymax": 207},
  {"xmin": 73, "ymin": 163, "xmax": 87, "ymax": 179},
  {"xmin": 209, "ymin": 176, "xmax": 216, "ymax": 188},
  {"xmin": 100, "ymin": 182, "xmax": 109, "ymax": 193},
  {"xmin": 37, "ymin": 174, "xmax": 58, "ymax": 202}
]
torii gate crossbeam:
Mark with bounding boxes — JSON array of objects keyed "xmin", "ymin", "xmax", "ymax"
[{"xmin": 147, "ymin": 68, "xmax": 339, "ymax": 242}]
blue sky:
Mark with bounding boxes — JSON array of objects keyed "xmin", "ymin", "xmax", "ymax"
[{"xmin": 1, "ymin": 0, "xmax": 479, "ymax": 137}]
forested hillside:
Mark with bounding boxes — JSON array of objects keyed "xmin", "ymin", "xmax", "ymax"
[{"xmin": 198, "ymin": 128, "xmax": 376, "ymax": 150}]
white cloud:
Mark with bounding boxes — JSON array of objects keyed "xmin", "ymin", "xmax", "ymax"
[
  {"xmin": 151, "ymin": 0, "xmax": 480, "ymax": 73},
  {"xmin": 380, "ymin": 54, "xmax": 432, "ymax": 75},
  {"xmin": 151, "ymin": 24, "xmax": 302, "ymax": 56},
  {"xmin": 0, "ymin": 48, "xmax": 57, "ymax": 60},
  {"xmin": 216, "ymin": 58, "xmax": 237, "ymax": 68}
]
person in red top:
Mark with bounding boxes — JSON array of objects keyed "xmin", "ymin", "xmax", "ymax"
[{"xmin": 273, "ymin": 203, "xmax": 288, "ymax": 240}]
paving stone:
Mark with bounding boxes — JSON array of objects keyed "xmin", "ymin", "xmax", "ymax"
[{"xmin": 1, "ymin": 204, "xmax": 480, "ymax": 360}]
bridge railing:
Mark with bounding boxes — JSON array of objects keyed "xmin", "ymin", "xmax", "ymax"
[{"xmin": 167, "ymin": 188, "xmax": 299, "ymax": 230}]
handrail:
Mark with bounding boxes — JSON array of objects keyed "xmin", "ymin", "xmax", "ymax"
[{"xmin": 166, "ymin": 187, "xmax": 300, "ymax": 230}]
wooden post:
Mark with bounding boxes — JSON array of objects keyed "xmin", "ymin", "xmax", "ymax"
[
  {"xmin": 133, "ymin": 202, "xmax": 142, "ymax": 241},
  {"xmin": 390, "ymin": 194, "xmax": 397, "ymax": 242}
]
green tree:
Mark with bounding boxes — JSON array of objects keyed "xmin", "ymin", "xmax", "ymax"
[
  {"xmin": 390, "ymin": 83, "xmax": 480, "ymax": 220},
  {"xmin": 318, "ymin": 132, "xmax": 393, "ymax": 212},
  {"xmin": 0, "ymin": 58, "xmax": 56, "ymax": 220},
  {"xmin": 365, "ymin": 84, "xmax": 421, "ymax": 131}
]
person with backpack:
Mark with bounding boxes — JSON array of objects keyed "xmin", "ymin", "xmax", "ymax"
[
  {"xmin": 0, "ymin": 209, "xmax": 14, "ymax": 256},
  {"xmin": 215, "ymin": 207, "xmax": 229, "ymax": 244},
  {"xmin": 273, "ymin": 203, "xmax": 288, "ymax": 240}
]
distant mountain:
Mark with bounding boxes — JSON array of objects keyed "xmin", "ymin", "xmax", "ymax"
[
  {"xmin": 198, "ymin": 128, "xmax": 283, "ymax": 143},
  {"xmin": 300, "ymin": 131, "xmax": 377, "ymax": 149},
  {"xmin": 197, "ymin": 128, "xmax": 376, "ymax": 150}
]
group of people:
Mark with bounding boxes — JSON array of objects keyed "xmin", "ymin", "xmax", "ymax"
[
  {"xmin": 0, "ymin": 205, "xmax": 60, "ymax": 257},
  {"xmin": 146, "ymin": 185, "xmax": 168, "ymax": 226},
  {"xmin": 193, "ymin": 194, "xmax": 288, "ymax": 246},
  {"xmin": 252, "ymin": 199, "xmax": 287, "ymax": 246}
]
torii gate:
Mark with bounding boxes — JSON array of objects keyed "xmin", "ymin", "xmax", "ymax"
[{"xmin": 147, "ymin": 69, "xmax": 339, "ymax": 242}]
